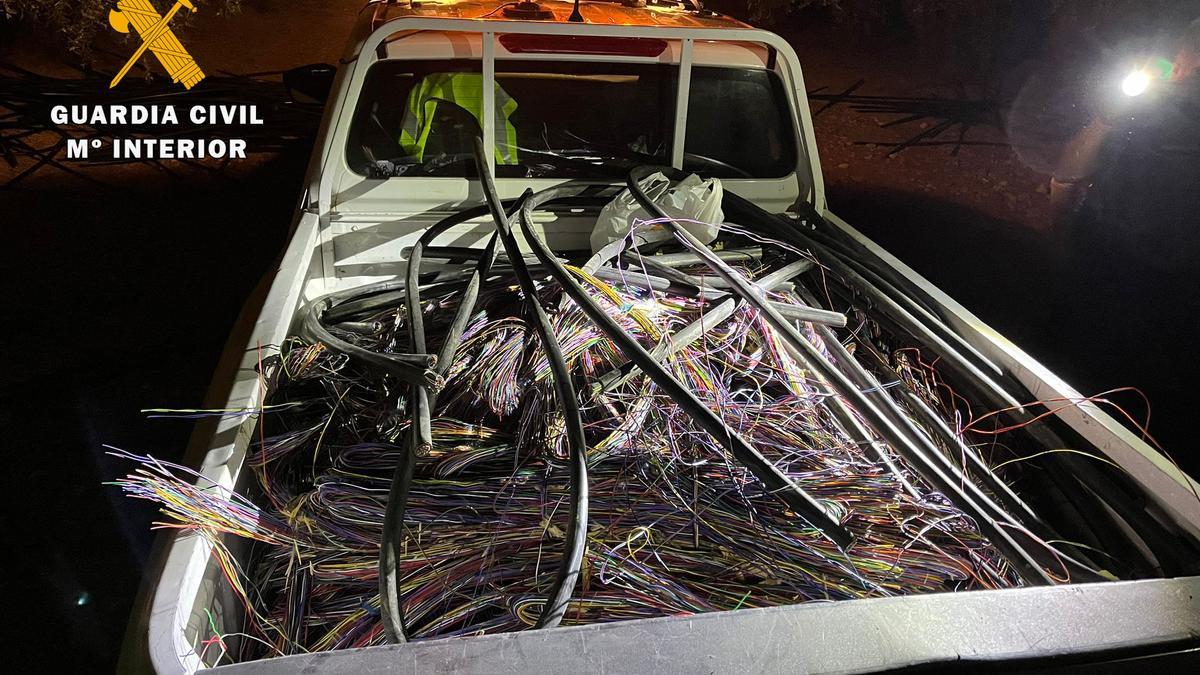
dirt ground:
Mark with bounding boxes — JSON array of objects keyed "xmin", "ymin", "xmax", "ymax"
[{"xmin": 788, "ymin": 29, "xmax": 1058, "ymax": 231}]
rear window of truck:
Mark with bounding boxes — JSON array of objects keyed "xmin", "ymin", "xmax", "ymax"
[{"xmin": 346, "ymin": 59, "xmax": 797, "ymax": 180}]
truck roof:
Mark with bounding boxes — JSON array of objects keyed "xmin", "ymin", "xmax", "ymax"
[{"xmin": 363, "ymin": 0, "xmax": 750, "ymax": 30}]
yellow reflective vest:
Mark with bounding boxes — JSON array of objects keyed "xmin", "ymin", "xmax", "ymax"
[{"xmin": 399, "ymin": 73, "xmax": 520, "ymax": 164}]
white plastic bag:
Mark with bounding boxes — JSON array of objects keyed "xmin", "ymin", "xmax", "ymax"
[{"xmin": 589, "ymin": 172, "xmax": 724, "ymax": 256}]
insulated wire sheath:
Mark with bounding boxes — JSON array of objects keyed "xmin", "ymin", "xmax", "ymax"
[
  {"xmin": 806, "ymin": 320, "xmax": 1103, "ymax": 580},
  {"xmin": 324, "ymin": 279, "xmax": 471, "ymax": 324},
  {"xmin": 773, "ymin": 206, "xmax": 1185, "ymax": 574},
  {"xmin": 788, "ymin": 283, "xmax": 1044, "ymax": 527},
  {"xmin": 301, "ymin": 297, "xmax": 439, "ymax": 388},
  {"xmin": 590, "ymin": 266, "xmax": 845, "ymax": 326},
  {"xmin": 753, "ymin": 209, "xmax": 1142, "ymax": 572},
  {"xmin": 801, "ymin": 222, "xmax": 1002, "ymax": 378},
  {"xmin": 116, "ymin": 159, "xmax": 1200, "ymax": 657},
  {"xmin": 380, "ymin": 195, "xmax": 529, "ymax": 643},
  {"xmin": 625, "ymin": 165, "xmax": 1054, "ymax": 583},
  {"xmin": 515, "ymin": 182, "xmax": 855, "ymax": 550},
  {"xmin": 472, "ymin": 137, "xmax": 588, "ymax": 630},
  {"xmin": 594, "ymin": 261, "xmax": 805, "ymax": 393},
  {"xmin": 722, "ymin": 191, "xmax": 1020, "ymax": 410}
]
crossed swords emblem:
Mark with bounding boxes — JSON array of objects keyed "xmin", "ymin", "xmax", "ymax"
[{"xmin": 108, "ymin": 0, "xmax": 206, "ymax": 89}]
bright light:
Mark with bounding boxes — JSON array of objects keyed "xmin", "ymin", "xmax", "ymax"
[{"xmin": 1121, "ymin": 69, "xmax": 1150, "ymax": 97}]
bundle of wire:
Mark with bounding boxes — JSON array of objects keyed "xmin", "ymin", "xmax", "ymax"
[
  {"xmin": 117, "ymin": 151, "xmax": 1171, "ymax": 663},
  {"xmin": 114, "ymin": 248, "xmax": 1045, "ymax": 660}
]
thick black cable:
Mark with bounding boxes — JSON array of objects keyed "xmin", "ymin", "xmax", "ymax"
[
  {"xmin": 626, "ymin": 165, "xmax": 1057, "ymax": 584},
  {"xmin": 806, "ymin": 319, "xmax": 1104, "ymax": 580},
  {"xmin": 770, "ymin": 201, "xmax": 1192, "ymax": 574},
  {"xmin": 380, "ymin": 191, "xmax": 608, "ymax": 641},
  {"xmin": 722, "ymin": 190, "xmax": 1021, "ymax": 411},
  {"xmin": 379, "ymin": 193, "xmax": 534, "ymax": 643},
  {"xmin": 838, "ymin": 247, "xmax": 1001, "ymax": 376},
  {"xmin": 781, "ymin": 199, "xmax": 1182, "ymax": 577},
  {"xmin": 516, "ymin": 182, "xmax": 854, "ymax": 550},
  {"xmin": 793, "ymin": 209, "xmax": 1119, "ymax": 579},
  {"xmin": 753, "ymin": 202, "xmax": 1166, "ymax": 575},
  {"xmin": 789, "ymin": 283, "xmax": 1043, "ymax": 527},
  {"xmin": 799, "ymin": 208, "xmax": 983, "ymax": 332},
  {"xmin": 799, "ymin": 222, "xmax": 1002, "ymax": 377},
  {"xmin": 472, "ymin": 138, "xmax": 588, "ymax": 630},
  {"xmin": 378, "ymin": 402, "xmax": 419, "ymax": 643},
  {"xmin": 955, "ymin": 373, "xmax": 1199, "ymax": 576},
  {"xmin": 323, "ymin": 279, "xmax": 470, "ymax": 324},
  {"xmin": 301, "ymin": 296, "xmax": 439, "ymax": 388}
]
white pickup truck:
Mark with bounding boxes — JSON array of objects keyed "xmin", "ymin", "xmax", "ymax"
[{"xmin": 126, "ymin": 2, "xmax": 1200, "ymax": 672}]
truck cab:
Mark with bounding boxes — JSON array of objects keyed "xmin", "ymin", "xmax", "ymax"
[
  {"xmin": 127, "ymin": 2, "xmax": 1200, "ymax": 672},
  {"xmin": 313, "ymin": 0, "xmax": 820, "ymax": 292}
]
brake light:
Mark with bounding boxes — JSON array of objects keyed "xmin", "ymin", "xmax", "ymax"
[{"xmin": 498, "ymin": 34, "xmax": 668, "ymax": 58}]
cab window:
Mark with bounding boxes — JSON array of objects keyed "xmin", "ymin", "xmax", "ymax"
[{"xmin": 346, "ymin": 59, "xmax": 797, "ymax": 180}]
